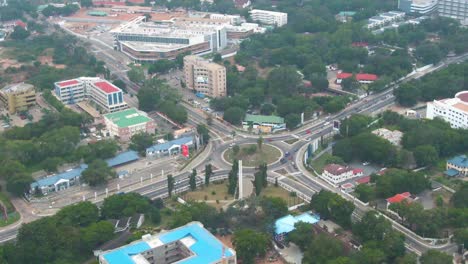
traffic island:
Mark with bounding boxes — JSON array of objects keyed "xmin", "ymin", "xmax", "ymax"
[{"xmin": 223, "ymin": 143, "xmax": 282, "ymax": 167}]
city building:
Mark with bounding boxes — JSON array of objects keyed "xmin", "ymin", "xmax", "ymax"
[
  {"xmin": 0, "ymin": 83, "xmax": 36, "ymax": 114},
  {"xmin": 249, "ymin": 9, "xmax": 288, "ymax": 27},
  {"xmin": 29, "ymin": 151, "xmax": 139, "ymax": 195},
  {"xmin": 111, "ymin": 16, "xmax": 227, "ymax": 62},
  {"xmin": 242, "ymin": 114, "xmax": 286, "ymax": 133},
  {"xmin": 398, "ymin": 0, "xmax": 438, "ymax": 14},
  {"xmin": 274, "ymin": 213, "xmax": 320, "ymax": 242},
  {"xmin": 366, "ymin": 11, "xmax": 405, "ymax": 29},
  {"xmin": 386, "ymin": 192, "xmax": 412, "ymax": 209},
  {"xmin": 336, "ymin": 11, "xmax": 357, "ymax": 23},
  {"xmin": 97, "ymin": 221, "xmax": 237, "ymax": 264},
  {"xmin": 54, "ymin": 77, "xmax": 128, "ymax": 113},
  {"xmin": 439, "ymin": 0, "xmax": 468, "ymax": 25},
  {"xmin": 321, "ymin": 164, "xmax": 363, "ymax": 185},
  {"xmin": 426, "ymin": 91, "xmax": 468, "ymax": 129},
  {"xmin": 146, "ymin": 136, "xmax": 195, "ymax": 157},
  {"xmin": 103, "ymin": 108, "xmax": 156, "ymax": 142},
  {"xmin": 445, "ymin": 155, "xmax": 468, "ymax": 177},
  {"xmin": 372, "ymin": 128, "xmax": 404, "ymax": 146},
  {"xmin": 183, "ymin": 55, "xmax": 226, "ymax": 98},
  {"xmin": 336, "ymin": 73, "xmax": 379, "ymax": 84}
]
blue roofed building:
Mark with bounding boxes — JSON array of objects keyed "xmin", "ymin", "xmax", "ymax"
[
  {"xmin": 445, "ymin": 155, "xmax": 468, "ymax": 177},
  {"xmin": 274, "ymin": 212, "xmax": 320, "ymax": 242},
  {"xmin": 97, "ymin": 221, "xmax": 236, "ymax": 264},
  {"xmin": 29, "ymin": 151, "xmax": 139, "ymax": 195},
  {"xmin": 146, "ymin": 136, "xmax": 195, "ymax": 157}
]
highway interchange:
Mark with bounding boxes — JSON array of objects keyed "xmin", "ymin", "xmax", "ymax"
[{"xmin": 1, "ymin": 28, "xmax": 467, "ymax": 256}]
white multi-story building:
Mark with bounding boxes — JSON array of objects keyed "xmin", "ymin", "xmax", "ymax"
[
  {"xmin": 249, "ymin": 9, "xmax": 288, "ymax": 27},
  {"xmin": 321, "ymin": 164, "xmax": 363, "ymax": 185},
  {"xmin": 398, "ymin": 0, "xmax": 438, "ymax": 14},
  {"xmin": 426, "ymin": 91, "xmax": 468, "ymax": 129},
  {"xmin": 366, "ymin": 11, "xmax": 405, "ymax": 29},
  {"xmin": 54, "ymin": 77, "xmax": 128, "ymax": 113},
  {"xmin": 439, "ymin": 0, "xmax": 468, "ymax": 25}
]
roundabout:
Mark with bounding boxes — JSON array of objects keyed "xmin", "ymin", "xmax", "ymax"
[{"xmin": 222, "ymin": 143, "xmax": 283, "ymax": 168}]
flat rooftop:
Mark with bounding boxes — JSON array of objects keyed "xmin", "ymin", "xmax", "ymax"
[
  {"xmin": 2, "ymin": 83, "xmax": 34, "ymax": 94},
  {"xmin": 104, "ymin": 108, "xmax": 152, "ymax": 128},
  {"xmin": 56, "ymin": 79, "xmax": 81, "ymax": 88},
  {"xmin": 121, "ymin": 41, "xmax": 193, "ymax": 53},
  {"xmin": 93, "ymin": 81, "xmax": 120, "ymax": 94}
]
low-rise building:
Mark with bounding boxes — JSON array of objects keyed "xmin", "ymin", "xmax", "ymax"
[
  {"xmin": 54, "ymin": 77, "xmax": 128, "ymax": 113},
  {"xmin": 97, "ymin": 221, "xmax": 237, "ymax": 264},
  {"xmin": 184, "ymin": 55, "xmax": 226, "ymax": 98},
  {"xmin": 372, "ymin": 128, "xmax": 404, "ymax": 146},
  {"xmin": 0, "ymin": 83, "xmax": 36, "ymax": 114},
  {"xmin": 146, "ymin": 136, "xmax": 195, "ymax": 157},
  {"xmin": 426, "ymin": 91, "xmax": 468, "ymax": 129},
  {"xmin": 366, "ymin": 11, "xmax": 405, "ymax": 29},
  {"xmin": 249, "ymin": 9, "xmax": 288, "ymax": 27},
  {"xmin": 242, "ymin": 114, "xmax": 286, "ymax": 133},
  {"xmin": 445, "ymin": 155, "xmax": 468, "ymax": 177},
  {"xmin": 336, "ymin": 73, "xmax": 379, "ymax": 84},
  {"xmin": 321, "ymin": 164, "xmax": 363, "ymax": 185},
  {"xmin": 386, "ymin": 192, "xmax": 412, "ymax": 209},
  {"xmin": 274, "ymin": 212, "xmax": 320, "ymax": 242},
  {"xmin": 104, "ymin": 108, "xmax": 156, "ymax": 142}
]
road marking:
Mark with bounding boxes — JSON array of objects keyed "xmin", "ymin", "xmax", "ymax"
[{"xmin": 290, "ymin": 172, "xmax": 302, "ymax": 176}]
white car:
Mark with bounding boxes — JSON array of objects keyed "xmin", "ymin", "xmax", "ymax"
[
  {"xmin": 229, "ymin": 143, "xmax": 236, "ymax": 147},
  {"xmin": 362, "ymin": 162, "xmax": 370, "ymax": 166}
]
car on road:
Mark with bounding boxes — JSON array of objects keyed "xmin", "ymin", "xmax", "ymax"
[
  {"xmin": 280, "ymin": 158, "xmax": 287, "ymax": 164},
  {"xmin": 323, "ymin": 122, "xmax": 330, "ymax": 126},
  {"xmin": 267, "ymin": 138, "xmax": 272, "ymax": 142},
  {"xmin": 229, "ymin": 143, "xmax": 236, "ymax": 147},
  {"xmin": 362, "ymin": 161, "xmax": 370, "ymax": 166},
  {"xmin": 306, "ymin": 129, "xmax": 311, "ymax": 134},
  {"xmin": 285, "ymin": 152, "xmax": 290, "ymax": 157}
]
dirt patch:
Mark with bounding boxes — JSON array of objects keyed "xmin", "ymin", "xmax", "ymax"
[{"xmin": 38, "ymin": 55, "xmax": 66, "ymax": 69}]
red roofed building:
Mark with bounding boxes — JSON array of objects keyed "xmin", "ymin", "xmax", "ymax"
[
  {"xmin": 336, "ymin": 72, "xmax": 378, "ymax": 84},
  {"xmin": 94, "ymin": 81, "xmax": 120, "ymax": 93},
  {"xmin": 386, "ymin": 192, "xmax": 411, "ymax": 209},
  {"xmin": 356, "ymin": 176, "xmax": 371, "ymax": 185},
  {"xmin": 15, "ymin": 21, "xmax": 27, "ymax": 30},
  {"xmin": 321, "ymin": 164, "xmax": 364, "ymax": 185},
  {"xmin": 352, "ymin": 42, "xmax": 368, "ymax": 47}
]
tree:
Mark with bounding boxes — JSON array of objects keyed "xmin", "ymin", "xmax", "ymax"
[
  {"xmin": 341, "ymin": 76, "xmax": 360, "ymax": 91},
  {"xmin": 137, "ymin": 86, "xmax": 160, "ymax": 112},
  {"xmin": 260, "ymin": 196, "xmax": 287, "ymax": 219},
  {"xmin": 253, "ymin": 170, "xmax": 263, "ymax": 196},
  {"xmin": 197, "ymin": 124, "xmax": 210, "ymax": 145},
  {"xmin": 112, "ymin": 79, "xmax": 127, "ymax": 93},
  {"xmin": 288, "ymin": 222, "xmax": 315, "ymax": 250},
  {"xmin": 213, "ymin": 53, "xmax": 222, "ymax": 63},
  {"xmin": 232, "ymin": 229, "xmax": 269, "ymax": 264},
  {"xmin": 55, "ymin": 202, "xmax": 99, "ymax": 227},
  {"xmin": 415, "ymin": 43, "xmax": 443, "ymax": 64},
  {"xmin": 454, "ymin": 228, "xmax": 468, "ymax": 249},
  {"xmin": 303, "ymin": 234, "xmax": 344, "ymax": 264},
  {"xmin": 81, "ymin": 159, "xmax": 114, "ymax": 186},
  {"xmin": 227, "ymin": 160, "xmax": 238, "ymax": 195},
  {"xmin": 420, "ymin": 250, "xmax": 452, "ymax": 264},
  {"xmin": 81, "ymin": 221, "xmax": 114, "ymax": 250},
  {"xmin": 267, "ymin": 66, "xmax": 301, "ymax": 96},
  {"xmin": 205, "ymin": 164, "xmax": 212, "ymax": 186},
  {"xmin": 158, "ymin": 101, "xmax": 187, "ymax": 124},
  {"xmin": 10, "ymin": 26, "xmax": 29, "ymax": 40},
  {"xmin": 260, "ymin": 103, "xmax": 276, "ymax": 115},
  {"xmin": 339, "ymin": 114, "xmax": 371, "ymax": 137},
  {"xmin": 127, "ymin": 67, "xmax": 145, "ymax": 83},
  {"xmin": 129, "ymin": 133, "xmax": 153, "ymax": 155},
  {"xmin": 189, "ymin": 169, "xmax": 197, "ymax": 191},
  {"xmin": 353, "ymin": 245, "xmax": 386, "ymax": 264},
  {"xmin": 354, "ymin": 184, "xmax": 375, "ymax": 203},
  {"xmin": 80, "ymin": 0, "xmax": 93, "ymax": 8},
  {"xmin": 285, "ymin": 113, "xmax": 301, "ymax": 129},
  {"xmin": 223, "ymin": 107, "xmax": 245, "ymax": 125},
  {"xmin": 310, "ymin": 190, "xmax": 355, "ymax": 228},
  {"xmin": 232, "ymin": 145, "xmax": 240, "ymax": 156},
  {"xmin": 167, "ymin": 174, "xmax": 174, "ymax": 197},
  {"xmin": 413, "ymin": 145, "xmax": 439, "ymax": 167},
  {"xmin": 257, "ymin": 135, "xmax": 263, "ymax": 150},
  {"xmin": 452, "ymin": 183, "xmax": 468, "ymax": 208},
  {"xmin": 101, "ymin": 193, "xmax": 150, "ymax": 219}
]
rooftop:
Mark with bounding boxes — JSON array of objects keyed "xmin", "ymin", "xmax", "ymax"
[
  {"xmin": 146, "ymin": 136, "xmax": 193, "ymax": 153},
  {"xmin": 323, "ymin": 164, "xmax": 353, "ymax": 176},
  {"xmin": 101, "ymin": 222, "xmax": 235, "ymax": 264},
  {"xmin": 1, "ymin": 83, "xmax": 34, "ymax": 94},
  {"xmin": 356, "ymin": 176, "xmax": 371, "ymax": 184},
  {"xmin": 244, "ymin": 114, "xmax": 285, "ymax": 124},
  {"xmin": 386, "ymin": 192, "xmax": 411, "ymax": 204},
  {"xmin": 447, "ymin": 155, "xmax": 468, "ymax": 168},
  {"xmin": 106, "ymin": 151, "xmax": 139, "ymax": 167},
  {"xmin": 104, "ymin": 108, "xmax": 152, "ymax": 128},
  {"xmin": 93, "ymin": 81, "xmax": 120, "ymax": 94},
  {"xmin": 56, "ymin": 79, "xmax": 80, "ymax": 87},
  {"xmin": 337, "ymin": 73, "xmax": 378, "ymax": 81},
  {"xmin": 434, "ymin": 91, "xmax": 468, "ymax": 114},
  {"xmin": 275, "ymin": 212, "xmax": 320, "ymax": 235},
  {"xmin": 456, "ymin": 91, "xmax": 468, "ymax": 103}
]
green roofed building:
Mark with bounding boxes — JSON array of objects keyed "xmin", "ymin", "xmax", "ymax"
[
  {"xmin": 243, "ymin": 114, "xmax": 286, "ymax": 133},
  {"xmin": 88, "ymin": 11, "xmax": 108, "ymax": 17},
  {"xmin": 103, "ymin": 108, "xmax": 156, "ymax": 142}
]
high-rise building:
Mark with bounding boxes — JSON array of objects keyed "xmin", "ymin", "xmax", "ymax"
[
  {"xmin": 249, "ymin": 9, "xmax": 288, "ymax": 27},
  {"xmin": 184, "ymin": 55, "xmax": 226, "ymax": 98},
  {"xmin": 426, "ymin": 91, "xmax": 468, "ymax": 129},
  {"xmin": 438, "ymin": 0, "xmax": 468, "ymax": 25},
  {"xmin": 0, "ymin": 83, "xmax": 36, "ymax": 114},
  {"xmin": 398, "ymin": 0, "xmax": 438, "ymax": 14}
]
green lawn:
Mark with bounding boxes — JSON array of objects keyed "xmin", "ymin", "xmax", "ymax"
[
  {"xmin": 0, "ymin": 192, "xmax": 15, "ymax": 213},
  {"xmin": 224, "ymin": 144, "xmax": 281, "ymax": 167},
  {"xmin": 0, "ymin": 212, "xmax": 20, "ymax": 227},
  {"xmin": 310, "ymin": 152, "xmax": 334, "ymax": 174},
  {"xmin": 261, "ymin": 185, "xmax": 303, "ymax": 207},
  {"xmin": 284, "ymin": 138, "xmax": 299, "ymax": 145},
  {"xmin": 185, "ymin": 180, "xmax": 233, "ymax": 201}
]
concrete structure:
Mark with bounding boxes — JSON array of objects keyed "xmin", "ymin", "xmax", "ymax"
[
  {"xmin": 111, "ymin": 16, "xmax": 227, "ymax": 62},
  {"xmin": 445, "ymin": 155, "xmax": 468, "ymax": 177},
  {"xmin": 426, "ymin": 91, "xmax": 468, "ymax": 129},
  {"xmin": 242, "ymin": 114, "xmax": 286, "ymax": 132},
  {"xmin": 439, "ymin": 0, "xmax": 468, "ymax": 25},
  {"xmin": 366, "ymin": 11, "xmax": 405, "ymax": 29},
  {"xmin": 238, "ymin": 160, "xmax": 243, "ymax": 199},
  {"xmin": 321, "ymin": 164, "xmax": 363, "ymax": 185},
  {"xmin": 54, "ymin": 77, "xmax": 128, "ymax": 113},
  {"xmin": 0, "ymin": 83, "xmax": 36, "ymax": 114},
  {"xmin": 336, "ymin": 73, "xmax": 378, "ymax": 84},
  {"xmin": 336, "ymin": 11, "xmax": 357, "ymax": 22},
  {"xmin": 97, "ymin": 221, "xmax": 236, "ymax": 264},
  {"xmin": 184, "ymin": 56, "xmax": 226, "ymax": 98},
  {"xmin": 249, "ymin": 9, "xmax": 288, "ymax": 27},
  {"xmin": 146, "ymin": 136, "xmax": 194, "ymax": 157},
  {"xmin": 274, "ymin": 212, "xmax": 320, "ymax": 242},
  {"xmin": 398, "ymin": 0, "xmax": 438, "ymax": 14},
  {"xmin": 372, "ymin": 128, "xmax": 404, "ymax": 146},
  {"xmin": 103, "ymin": 108, "xmax": 156, "ymax": 142}
]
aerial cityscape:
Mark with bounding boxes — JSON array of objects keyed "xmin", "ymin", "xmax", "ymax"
[{"xmin": 0, "ymin": 0, "xmax": 467, "ymax": 263}]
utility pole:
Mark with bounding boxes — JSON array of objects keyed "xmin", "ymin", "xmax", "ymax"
[{"xmin": 238, "ymin": 160, "xmax": 243, "ymax": 199}]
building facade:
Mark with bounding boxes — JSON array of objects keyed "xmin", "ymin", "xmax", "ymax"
[
  {"xmin": 103, "ymin": 108, "xmax": 156, "ymax": 142},
  {"xmin": 242, "ymin": 114, "xmax": 286, "ymax": 132},
  {"xmin": 366, "ymin": 11, "xmax": 405, "ymax": 29},
  {"xmin": 0, "ymin": 83, "xmax": 36, "ymax": 114},
  {"xmin": 54, "ymin": 77, "xmax": 128, "ymax": 113},
  {"xmin": 439, "ymin": 0, "xmax": 468, "ymax": 25},
  {"xmin": 249, "ymin": 9, "xmax": 288, "ymax": 27},
  {"xmin": 184, "ymin": 55, "xmax": 226, "ymax": 98},
  {"xmin": 97, "ymin": 222, "xmax": 236, "ymax": 264},
  {"xmin": 398, "ymin": 0, "xmax": 438, "ymax": 14},
  {"xmin": 321, "ymin": 164, "xmax": 363, "ymax": 185},
  {"xmin": 336, "ymin": 73, "xmax": 379, "ymax": 84},
  {"xmin": 426, "ymin": 91, "xmax": 468, "ymax": 129}
]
